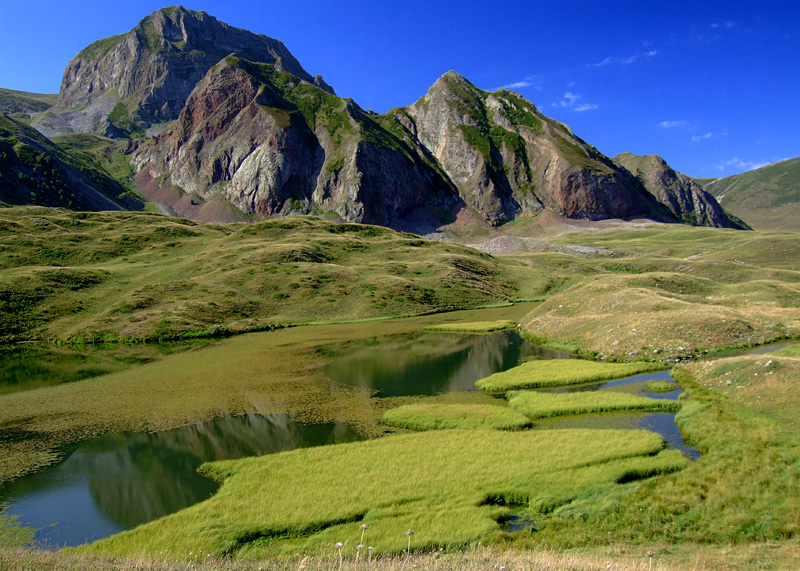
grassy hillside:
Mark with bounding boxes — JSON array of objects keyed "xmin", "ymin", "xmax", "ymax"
[
  {"xmin": 704, "ymin": 158, "xmax": 800, "ymax": 231},
  {"xmin": 0, "ymin": 207, "xmax": 517, "ymax": 343},
  {"xmin": 515, "ymin": 224, "xmax": 800, "ymax": 360},
  {"xmin": 0, "ymin": 115, "xmax": 143, "ymax": 211},
  {"xmin": 0, "ymin": 89, "xmax": 57, "ymax": 122}
]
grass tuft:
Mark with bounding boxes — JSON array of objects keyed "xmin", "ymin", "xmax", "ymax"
[
  {"xmin": 381, "ymin": 404, "xmax": 532, "ymax": 430},
  {"xmin": 506, "ymin": 390, "xmax": 680, "ymax": 419}
]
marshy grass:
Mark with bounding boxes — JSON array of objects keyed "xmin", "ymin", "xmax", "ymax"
[
  {"xmin": 423, "ymin": 320, "xmax": 516, "ymax": 333},
  {"xmin": 506, "ymin": 390, "xmax": 681, "ymax": 420},
  {"xmin": 381, "ymin": 403, "xmax": 532, "ymax": 430},
  {"xmin": 475, "ymin": 360, "xmax": 661, "ymax": 394},
  {"xmin": 644, "ymin": 380, "xmax": 679, "ymax": 393},
  {"xmin": 77, "ymin": 428, "xmax": 678, "ymax": 558}
]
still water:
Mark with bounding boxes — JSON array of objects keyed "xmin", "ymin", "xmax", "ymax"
[
  {"xmin": 0, "ymin": 414, "xmax": 362, "ymax": 547},
  {"xmin": 0, "ymin": 329, "xmax": 694, "ymax": 547}
]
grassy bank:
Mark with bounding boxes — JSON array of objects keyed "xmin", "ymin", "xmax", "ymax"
[
  {"xmin": 0, "ymin": 304, "xmax": 535, "ymax": 484},
  {"xmin": 423, "ymin": 320, "xmax": 516, "ymax": 333},
  {"xmin": 506, "ymin": 391, "xmax": 680, "ymax": 419},
  {"xmin": 381, "ymin": 403, "xmax": 531, "ymax": 430},
  {"xmin": 500, "ymin": 349, "xmax": 800, "ymax": 548},
  {"xmin": 475, "ymin": 360, "xmax": 661, "ymax": 393},
  {"xmin": 76, "ymin": 429, "xmax": 682, "ymax": 559}
]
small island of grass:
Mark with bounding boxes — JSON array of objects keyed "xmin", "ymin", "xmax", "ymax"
[
  {"xmin": 423, "ymin": 320, "xmax": 516, "ymax": 334},
  {"xmin": 381, "ymin": 403, "xmax": 532, "ymax": 431},
  {"xmin": 507, "ymin": 390, "xmax": 681, "ymax": 419}
]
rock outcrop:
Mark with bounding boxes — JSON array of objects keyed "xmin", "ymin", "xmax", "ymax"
[
  {"xmin": 33, "ymin": 6, "xmax": 332, "ymax": 138},
  {"xmin": 403, "ymin": 72, "xmax": 673, "ymax": 225},
  {"xmin": 132, "ymin": 57, "xmax": 458, "ymax": 225},
  {"xmin": 614, "ymin": 152, "xmax": 748, "ymax": 229}
]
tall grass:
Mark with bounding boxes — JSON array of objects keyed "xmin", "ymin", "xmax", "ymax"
[
  {"xmin": 381, "ymin": 404, "xmax": 531, "ymax": 430},
  {"xmin": 77, "ymin": 428, "xmax": 676, "ymax": 558},
  {"xmin": 506, "ymin": 391, "xmax": 680, "ymax": 419},
  {"xmin": 423, "ymin": 320, "xmax": 515, "ymax": 333},
  {"xmin": 475, "ymin": 360, "xmax": 661, "ymax": 393}
]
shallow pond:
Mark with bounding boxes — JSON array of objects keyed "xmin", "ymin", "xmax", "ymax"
[
  {"xmin": 0, "ymin": 327, "xmax": 697, "ymax": 548},
  {"xmin": 0, "ymin": 414, "xmax": 361, "ymax": 547},
  {"xmin": 324, "ymin": 329, "xmax": 574, "ymax": 397}
]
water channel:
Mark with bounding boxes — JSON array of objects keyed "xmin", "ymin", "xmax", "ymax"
[{"xmin": 1, "ymin": 328, "xmax": 695, "ymax": 548}]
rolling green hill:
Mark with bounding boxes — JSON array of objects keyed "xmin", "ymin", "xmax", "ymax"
[{"xmin": 703, "ymin": 157, "xmax": 800, "ymax": 231}]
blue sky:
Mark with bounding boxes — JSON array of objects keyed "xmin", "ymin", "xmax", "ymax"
[{"xmin": 1, "ymin": 0, "xmax": 797, "ymax": 178}]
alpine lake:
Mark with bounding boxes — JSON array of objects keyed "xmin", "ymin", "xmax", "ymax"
[{"xmin": 0, "ymin": 303, "xmax": 696, "ymax": 549}]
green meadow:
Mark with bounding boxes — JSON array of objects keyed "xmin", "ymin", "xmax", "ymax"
[
  {"xmin": 1, "ymin": 207, "xmax": 800, "ymax": 569},
  {"xmin": 422, "ymin": 320, "xmax": 516, "ymax": 333},
  {"xmin": 381, "ymin": 403, "xmax": 532, "ymax": 430},
  {"xmin": 475, "ymin": 360, "xmax": 661, "ymax": 393},
  {"xmin": 506, "ymin": 391, "xmax": 680, "ymax": 419},
  {"xmin": 76, "ymin": 429, "xmax": 683, "ymax": 559}
]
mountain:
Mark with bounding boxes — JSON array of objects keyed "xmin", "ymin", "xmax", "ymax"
[
  {"xmin": 702, "ymin": 158, "xmax": 800, "ymax": 232},
  {"xmin": 131, "ymin": 55, "xmax": 458, "ymax": 225},
  {"xmin": 31, "ymin": 6, "xmax": 333, "ymax": 139},
  {"xmin": 613, "ymin": 152, "xmax": 748, "ymax": 230},
  {"xmin": 11, "ymin": 5, "xmax": 757, "ymax": 231},
  {"xmin": 405, "ymin": 72, "xmax": 675, "ymax": 226},
  {"xmin": 0, "ymin": 114, "xmax": 142, "ymax": 210}
]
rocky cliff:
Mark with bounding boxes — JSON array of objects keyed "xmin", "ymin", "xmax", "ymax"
[
  {"xmin": 20, "ymin": 6, "xmax": 749, "ymax": 231},
  {"xmin": 32, "ymin": 6, "xmax": 332, "ymax": 138},
  {"xmin": 613, "ymin": 152, "xmax": 748, "ymax": 229},
  {"xmin": 403, "ymin": 72, "xmax": 674, "ymax": 225},
  {"xmin": 132, "ymin": 56, "xmax": 458, "ymax": 225}
]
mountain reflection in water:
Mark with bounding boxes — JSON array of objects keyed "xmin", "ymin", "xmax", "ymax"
[
  {"xmin": 0, "ymin": 414, "xmax": 361, "ymax": 548},
  {"xmin": 324, "ymin": 329, "xmax": 572, "ymax": 397}
]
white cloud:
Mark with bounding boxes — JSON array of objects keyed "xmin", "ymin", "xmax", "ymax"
[
  {"xmin": 497, "ymin": 75, "xmax": 542, "ymax": 91},
  {"xmin": 714, "ymin": 157, "xmax": 789, "ymax": 172},
  {"xmin": 659, "ymin": 120, "xmax": 687, "ymax": 129},
  {"xmin": 691, "ymin": 133, "xmax": 713, "ymax": 142},
  {"xmin": 553, "ymin": 91, "xmax": 598, "ymax": 112},
  {"xmin": 591, "ymin": 50, "xmax": 658, "ymax": 67},
  {"xmin": 711, "ymin": 21, "xmax": 735, "ymax": 29}
]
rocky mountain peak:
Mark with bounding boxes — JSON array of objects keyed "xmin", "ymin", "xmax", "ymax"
[
  {"xmin": 34, "ymin": 6, "xmax": 331, "ymax": 138},
  {"xmin": 614, "ymin": 152, "xmax": 748, "ymax": 229}
]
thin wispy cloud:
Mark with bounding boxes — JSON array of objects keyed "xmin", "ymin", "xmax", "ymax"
[
  {"xmin": 591, "ymin": 50, "xmax": 658, "ymax": 67},
  {"xmin": 552, "ymin": 91, "xmax": 598, "ymax": 112},
  {"xmin": 691, "ymin": 133, "xmax": 713, "ymax": 142},
  {"xmin": 714, "ymin": 157, "xmax": 788, "ymax": 172},
  {"xmin": 497, "ymin": 75, "xmax": 543, "ymax": 91},
  {"xmin": 711, "ymin": 21, "xmax": 735, "ymax": 30},
  {"xmin": 659, "ymin": 120, "xmax": 687, "ymax": 129}
]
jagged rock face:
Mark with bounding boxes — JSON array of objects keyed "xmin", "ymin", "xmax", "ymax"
[
  {"xmin": 614, "ymin": 152, "xmax": 747, "ymax": 229},
  {"xmin": 132, "ymin": 58, "xmax": 458, "ymax": 226},
  {"xmin": 35, "ymin": 6, "xmax": 331, "ymax": 137},
  {"xmin": 405, "ymin": 71, "xmax": 671, "ymax": 225}
]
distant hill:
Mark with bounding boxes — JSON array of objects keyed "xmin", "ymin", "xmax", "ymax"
[
  {"xmin": 0, "ymin": 88, "xmax": 57, "ymax": 122},
  {"xmin": 0, "ymin": 114, "xmax": 142, "ymax": 210},
  {"xmin": 703, "ymin": 158, "xmax": 800, "ymax": 232}
]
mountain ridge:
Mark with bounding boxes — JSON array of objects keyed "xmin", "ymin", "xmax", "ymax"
[{"xmin": 4, "ymin": 5, "xmax": 750, "ymax": 232}]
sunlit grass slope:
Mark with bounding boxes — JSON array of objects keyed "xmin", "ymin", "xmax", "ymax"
[
  {"xmin": 0, "ymin": 207, "xmax": 517, "ymax": 342},
  {"xmin": 475, "ymin": 360, "xmax": 660, "ymax": 393},
  {"xmin": 77, "ymin": 429, "xmax": 683, "ymax": 559},
  {"xmin": 517, "ymin": 225, "xmax": 800, "ymax": 359},
  {"xmin": 506, "ymin": 391, "xmax": 680, "ymax": 419},
  {"xmin": 510, "ymin": 351, "xmax": 800, "ymax": 548},
  {"xmin": 381, "ymin": 403, "xmax": 531, "ymax": 430}
]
